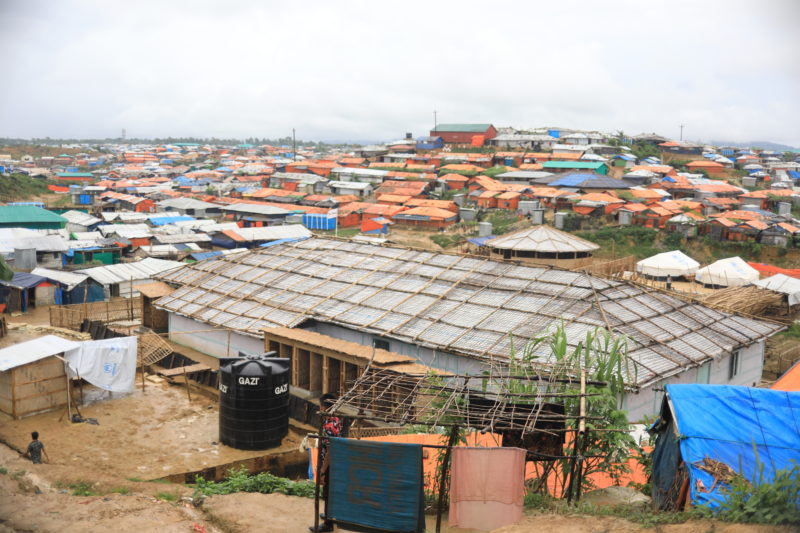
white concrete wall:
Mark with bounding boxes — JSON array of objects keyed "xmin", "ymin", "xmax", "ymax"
[
  {"xmin": 305, "ymin": 322, "xmax": 485, "ymax": 374},
  {"xmin": 623, "ymin": 340, "xmax": 765, "ymax": 423},
  {"xmin": 168, "ymin": 313, "xmax": 263, "ymax": 360}
]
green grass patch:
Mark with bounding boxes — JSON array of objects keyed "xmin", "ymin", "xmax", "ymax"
[
  {"xmin": 155, "ymin": 491, "xmax": 178, "ymax": 502},
  {"xmin": 0, "ymin": 173, "xmax": 52, "ymax": 202},
  {"xmin": 317, "ymin": 227, "xmax": 360, "ymax": 239},
  {"xmin": 64, "ymin": 480, "xmax": 96, "ymax": 496},
  {"xmin": 0, "ymin": 466, "xmax": 7, "ymax": 475},
  {"xmin": 483, "ymin": 209, "xmax": 519, "ymax": 235},
  {"xmin": 193, "ymin": 467, "xmax": 315, "ymax": 498},
  {"xmin": 429, "ymin": 234, "xmax": 465, "ymax": 249},
  {"xmin": 126, "ymin": 476, "xmax": 144, "ymax": 482},
  {"xmin": 111, "ymin": 487, "xmax": 131, "ymax": 495}
]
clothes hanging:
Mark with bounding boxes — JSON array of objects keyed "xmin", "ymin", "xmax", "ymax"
[
  {"xmin": 327, "ymin": 437, "xmax": 425, "ymax": 533},
  {"xmin": 449, "ymin": 446, "xmax": 527, "ymax": 531}
]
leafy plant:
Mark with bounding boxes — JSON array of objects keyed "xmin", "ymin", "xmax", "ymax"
[
  {"xmin": 67, "ymin": 480, "xmax": 96, "ymax": 496},
  {"xmin": 694, "ymin": 449, "xmax": 800, "ymax": 526},
  {"xmin": 193, "ymin": 467, "xmax": 316, "ymax": 498},
  {"xmin": 111, "ymin": 487, "xmax": 131, "ymax": 495}
]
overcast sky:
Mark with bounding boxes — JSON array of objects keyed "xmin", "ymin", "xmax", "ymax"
[{"xmin": 1, "ymin": 0, "xmax": 798, "ymax": 145}]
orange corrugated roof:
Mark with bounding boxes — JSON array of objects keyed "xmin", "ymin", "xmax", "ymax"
[
  {"xmin": 576, "ymin": 192, "xmax": 624, "ymax": 203},
  {"xmin": 399, "ymin": 207, "xmax": 457, "ymax": 219},
  {"xmin": 741, "ymin": 188, "xmax": 795, "ymax": 198},
  {"xmin": 550, "ymin": 152, "xmax": 583, "ymax": 161},
  {"xmin": 617, "ymin": 202, "xmax": 649, "ymax": 212},
  {"xmin": 632, "ymin": 164, "xmax": 675, "ymax": 175},
  {"xmin": 778, "ymin": 222, "xmax": 800, "ymax": 233},
  {"xmin": 519, "ymin": 163, "xmax": 544, "ymax": 170},
  {"xmin": 497, "ymin": 191, "xmax": 521, "ymax": 199},
  {"xmin": 710, "ymin": 210, "xmax": 765, "ymax": 221},
  {"xmin": 696, "ymin": 183, "xmax": 742, "ymax": 193},
  {"xmin": 440, "ymin": 173, "xmax": 469, "ymax": 182},
  {"xmin": 378, "ymin": 194, "xmax": 414, "ymax": 203},
  {"xmin": 773, "ymin": 361, "xmax": 800, "ymax": 392},
  {"xmin": 441, "ymin": 163, "xmax": 484, "ymax": 172},
  {"xmin": 687, "ymin": 160, "xmax": 724, "ymax": 168},
  {"xmin": 405, "ymin": 199, "xmax": 457, "ymax": 210},
  {"xmin": 629, "ymin": 189, "xmax": 663, "ymax": 199},
  {"xmin": 222, "ymin": 230, "xmax": 246, "ymax": 242},
  {"xmin": 710, "ymin": 217, "xmax": 736, "ymax": 227},
  {"xmin": 743, "ymin": 220, "xmax": 769, "ymax": 230},
  {"xmin": 478, "ymin": 190, "xmax": 500, "ymax": 198}
]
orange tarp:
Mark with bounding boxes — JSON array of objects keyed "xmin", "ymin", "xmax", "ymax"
[{"xmin": 747, "ymin": 262, "xmax": 800, "ymax": 279}]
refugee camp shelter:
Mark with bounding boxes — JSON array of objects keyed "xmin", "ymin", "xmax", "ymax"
[
  {"xmin": 0, "ymin": 335, "xmax": 81, "ymax": 418},
  {"xmin": 482, "ymin": 225, "xmax": 599, "ymax": 268},
  {"xmin": 137, "ymin": 281, "xmax": 175, "ymax": 333},
  {"xmin": 753, "ymin": 274, "xmax": 800, "ymax": 307},
  {"xmin": 650, "ymin": 384, "xmax": 800, "ymax": 510},
  {"xmin": 636, "ymin": 251, "xmax": 699, "ymax": 280},
  {"xmin": 695, "ymin": 257, "xmax": 760, "ymax": 287},
  {"xmin": 0, "ymin": 272, "xmax": 52, "ymax": 313},
  {"xmin": 153, "ymin": 238, "xmax": 782, "ymax": 421},
  {"xmin": 30, "ymin": 267, "xmax": 101, "ymax": 304},
  {"xmin": 80, "ymin": 258, "xmax": 183, "ymax": 299},
  {"xmin": 0, "ymin": 206, "xmax": 67, "ymax": 230}
]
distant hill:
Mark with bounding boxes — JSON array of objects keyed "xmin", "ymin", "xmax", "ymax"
[{"xmin": 709, "ymin": 140, "xmax": 798, "ymax": 151}]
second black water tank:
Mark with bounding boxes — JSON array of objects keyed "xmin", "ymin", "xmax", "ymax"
[{"xmin": 218, "ymin": 354, "xmax": 290, "ymax": 450}]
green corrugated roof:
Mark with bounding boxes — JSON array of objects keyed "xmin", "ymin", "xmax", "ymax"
[
  {"xmin": 543, "ymin": 161, "xmax": 606, "ymax": 169},
  {"xmin": 56, "ymin": 172, "xmax": 94, "ymax": 177},
  {"xmin": 0, "ymin": 206, "xmax": 67, "ymax": 224},
  {"xmin": 431, "ymin": 123, "xmax": 493, "ymax": 132}
]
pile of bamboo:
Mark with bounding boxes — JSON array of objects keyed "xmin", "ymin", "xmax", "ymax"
[{"xmin": 698, "ymin": 285, "xmax": 784, "ymax": 317}]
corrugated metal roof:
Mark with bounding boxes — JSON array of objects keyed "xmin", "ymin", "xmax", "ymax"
[
  {"xmin": 484, "ymin": 225, "xmax": 600, "ymax": 253},
  {"xmin": 80, "ymin": 258, "xmax": 183, "ymax": 285},
  {"xmin": 154, "ymin": 237, "xmax": 781, "ymax": 387},
  {"xmin": 0, "ymin": 206, "xmax": 66, "ymax": 225},
  {"xmin": 31, "ymin": 267, "xmax": 89, "ymax": 289},
  {"xmin": 227, "ymin": 224, "xmax": 312, "ymax": 242},
  {"xmin": 431, "ymin": 124, "xmax": 493, "ymax": 132},
  {"xmin": 0, "ymin": 335, "xmax": 82, "ymax": 371}
]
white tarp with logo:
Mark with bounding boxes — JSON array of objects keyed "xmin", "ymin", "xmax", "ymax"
[{"xmin": 65, "ymin": 336, "xmax": 138, "ymax": 392}]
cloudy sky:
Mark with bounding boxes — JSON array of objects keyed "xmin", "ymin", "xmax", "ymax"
[{"xmin": 1, "ymin": 0, "xmax": 798, "ymax": 145}]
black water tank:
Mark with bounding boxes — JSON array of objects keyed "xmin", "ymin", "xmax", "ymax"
[{"xmin": 218, "ymin": 353, "xmax": 290, "ymax": 450}]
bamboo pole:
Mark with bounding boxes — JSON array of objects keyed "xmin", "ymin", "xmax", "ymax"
[
  {"xmin": 183, "ymin": 367, "xmax": 192, "ymax": 402},
  {"xmin": 435, "ymin": 426, "xmax": 459, "ymax": 533}
]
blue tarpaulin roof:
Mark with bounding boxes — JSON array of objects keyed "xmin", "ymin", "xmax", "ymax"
[
  {"xmin": 258, "ymin": 236, "xmax": 309, "ymax": 248},
  {"xmin": 190, "ymin": 251, "xmax": 223, "ymax": 261},
  {"xmin": 1, "ymin": 272, "xmax": 47, "ymax": 289},
  {"xmin": 788, "ymin": 170, "xmax": 800, "ymax": 180},
  {"xmin": 665, "ymin": 384, "xmax": 800, "ymax": 509},
  {"xmin": 549, "ymin": 173, "xmax": 630, "ymax": 189},
  {"xmin": 467, "ymin": 235, "xmax": 497, "ymax": 246},
  {"xmin": 149, "ymin": 216, "xmax": 196, "ymax": 226}
]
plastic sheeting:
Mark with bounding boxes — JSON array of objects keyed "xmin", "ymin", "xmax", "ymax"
[
  {"xmin": 695, "ymin": 256, "xmax": 759, "ymax": 287},
  {"xmin": 665, "ymin": 384, "xmax": 800, "ymax": 508},
  {"xmin": 754, "ymin": 274, "xmax": 800, "ymax": 306},
  {"xmin": 636, "ymin": 251, "xmax": 700, "ymax": 278},
  {"xmin": 64, "ymin": 336, "xmax": 138, "ymax": 392},
  {"xmin": 328, "ymin": 437, "xmax": 424, "ymax": 533}
]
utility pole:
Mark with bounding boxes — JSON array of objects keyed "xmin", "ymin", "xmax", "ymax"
[
  {"xmin": 292, "ymin": 128, "xmax": 296, "ymax": 161},
  {"xmin": 434, "ymin": 108, "xmax": 438, "ymax": 131},
  {"xmin": 679, "ymin": 124, "xmax": 684, "ymax": 141}
]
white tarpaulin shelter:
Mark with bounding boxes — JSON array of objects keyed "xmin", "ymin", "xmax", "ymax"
[
  {"xmin": 0, "ymin": 335, "xmax": 81, "ymax": 372},
  {"xmin": 695, "ymin": 256, "xmax": 760, "ymax": 287},
  {"xmin": 754, "ymin": 274, "xmax": 800, "ymax": 306},
  {"xmin": 64, "ymin": 336, "xmax": 138, "ymax": 392},
  {"xmin": 636, "ymin": 251, "xmax": 700, "ymax": 278}
]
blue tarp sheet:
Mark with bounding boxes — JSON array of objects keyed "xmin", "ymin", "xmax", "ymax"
[
  {"xmin": 467, "ymin": 235, "xmax": 496, "ymax": 246},
  {"xmin": 328, "ymin": 438, "xmax": 424, "ymax": 533},
  {"xmin": 189, "ymin": 251, "xmax": 223, "ymax": 261},
  {"xmin": 788, "ymin": 170, "xmax": 800, "ymax": 180},
  {"xmin": 666, "ymin": 384, "xmax": 800, "ymax": 508},
  {"xmin": 149, "ymin": 216, "xmax": 196, "ymax": 225},
  {"xmin": 302, "ymin": 213, "xmax": 336, "ymax": 230},
  {"xmin": 258, "ymin": 236, "xmax": 309, "ymax": 248},
  {"xmin": 2, "ymin": 272, "xmax": 47, "ymax": 289}
]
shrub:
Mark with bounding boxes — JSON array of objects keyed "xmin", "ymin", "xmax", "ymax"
[
  {"xmin": 695, "ymin": 459, "xmax": 800, "ymax": 526},
  {"xmin": 193, "ymin": 467, "xmax": 316, "ymax": 498}
]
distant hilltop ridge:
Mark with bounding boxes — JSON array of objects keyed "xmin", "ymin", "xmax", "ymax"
[{"xmin": 709, "ymin": 140, "xmax": 798, "ymax": 151}]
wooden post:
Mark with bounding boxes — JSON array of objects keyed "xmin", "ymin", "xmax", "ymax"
[
  {"xmin": 183, "ymin": 367, "xmax": 192, "ymax": 402},
  {"xmin": 436, "ymin": 426, "xmax": 459, "ymax": 533},
  {"xmin": 141, "ymin": 364, "xmax": 146, "ymax": 393},
  {"xmin": 65, "ymin": 362, "xmax": 72, "ymax": 423},
  {"xmin": 575, "ymin": 370, "xmax": 588, "ymax": 503},
  {"xmin": 313, "ymin": 416, "xmax": 325, "ymax": 532}
]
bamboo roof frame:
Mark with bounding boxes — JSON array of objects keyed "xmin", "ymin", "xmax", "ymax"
[{"xmin": 154, "ymin": 237, "xmax": 784, "ymax": 389}]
